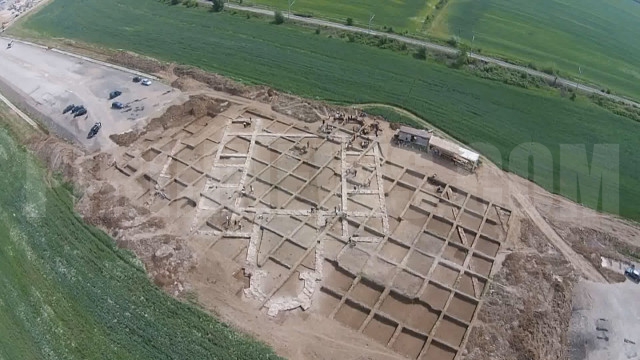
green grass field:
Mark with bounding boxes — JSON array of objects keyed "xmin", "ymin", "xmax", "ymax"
[
  {"xmin": 13, "ymin": 0, "xmax": 640, "ymax": 221},
  {"xmin": 235, "ymin": 0, "xmax": 435, "ymax": 31},
  {"xmin": 0, "ymin": 120, "xmax": 280, "ymax": 358},
  {"xmin": 432, "ymin": 0, "xmax": 640, "ymax": 99}
]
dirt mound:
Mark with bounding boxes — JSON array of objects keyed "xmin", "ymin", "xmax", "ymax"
[
  {"xmin": 110, "ymin": 95, "xmax": 232, "ymax": 146},
  {"xmin": 463, "ymin": 219, "xmax": 576, "ymax": 360},
  {"xmin": 107, "ymin": 51, "xmax": 167, "ymax": 74},
  {"xmin": 29, "ymin": 136, "xmax": 85, "ymax": 181},
  {"xmin": 173, "ymin": 65, "xmax": 249, "ymax": 96}
]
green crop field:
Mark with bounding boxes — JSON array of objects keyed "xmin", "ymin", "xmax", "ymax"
[
  {"xmin": 433, "ymin": 0, "xmax": 640, "ymax": 99},
  {"xmin": 0, "ymin": 120, "xmax": 280, "ymax": 358},
  {"xmin": 13, "ymin": 0, "xmax": 640, "ymax": 221}
]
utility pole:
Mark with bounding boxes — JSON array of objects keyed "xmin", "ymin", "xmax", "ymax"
[
  {"xmin": 288, "ymin": 0, "xmax": 296, "ymax": 18},
  {"xmin": 368, "ymin": 14, "xmax": 375, "ymax": 33}
]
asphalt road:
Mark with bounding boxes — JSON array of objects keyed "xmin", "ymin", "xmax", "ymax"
[{"xmin": 223, "ymin": 3, "xmax": 640, "ymax": 109}]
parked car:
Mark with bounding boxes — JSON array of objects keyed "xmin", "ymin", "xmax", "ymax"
[
  {"xmin": 62, "ymin": 104, "xmax": 75, "ymax": 114},
  {"xmin": 74, "ymin": 108, "xmax": 88, "ymax": 117},
  {"xmin": 109, "ymin": 90, "xmax": 122, "ymax": 100},
  {"xmin": 111, "ymin": 101, "xmax": 124, "ymax": 109},
  {"xmin": 87, "ymin": 122, "xmax": 102, "ymax": 139},
  {"xmin": 141, "ymin": 78, "xmax": 152, "ymax": 86},
  {"xmin": 71, "ymin": 105, "xmax": 85, "ymax": 114},
  {"xmin": 133, "ymin": 76, "xmax": 141, "ymax": 83},
  {"xmin": 625, "ymin": 266, "xmax": 640, "ymax": 283}
]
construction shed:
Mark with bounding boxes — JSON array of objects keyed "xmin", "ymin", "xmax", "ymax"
[
  {"xmin": 429, "ymin": 136, "xmax": 480, "ymax": 172},
  {"xmin": 394, "ymin": 126, "xmax": 432, "ymax": 148}
]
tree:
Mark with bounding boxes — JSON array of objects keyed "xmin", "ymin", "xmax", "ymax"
[
  {"xmin": 346, "ymin": 17, "xmax": 353, "ymax": 26},
  {"xmin": 273, "ymin": 10, "xmax": 285, "ymax": 24},
  {"xmin": 211, "ymin": 0, "xmax": 224, "ymax": 12},
  {"xmin": 170, "ymin": 0, "xmax": 181, "ymax": 5}
]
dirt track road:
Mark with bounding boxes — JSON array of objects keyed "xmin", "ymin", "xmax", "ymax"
[
  {"xmin": 222, "ymin": 3, "xmax": 640, "ymax": 108},
  {"xmin": 513, "ymin": 191, "xmax": 607, "ymax": 283}
]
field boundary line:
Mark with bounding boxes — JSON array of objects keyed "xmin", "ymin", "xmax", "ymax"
[{"xmin": 0, "ymin": 91, "xmax": 41, "ymax": 131}]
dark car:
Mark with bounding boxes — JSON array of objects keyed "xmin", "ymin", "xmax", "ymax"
[
  {"xmin": 625, "ymin": 266, "xmax": 640, "ymax": 283},
  {"xmin": 71, "ymin": 105, "xmax": 85, "ymax": 114},
  {"xmin": 62, "ymin": 104, "xmax": 75, "ymax": 114},
  {"xmin": 74, "ymin": 108, "xmax": 88, "ymax": 117},
  {"xmin": 109, "ymin": 90, "xmax": 122, "ymax": 100},
  {"xmin": 133, "ymin": 76, "xmax": 142, "ymax": 83},
  {"xmin": 87, "ymin": 122, "xmax": 102, "ymax": 139},
  {"xmin": 111, "ymin": 101, "xmax": 124, "ymax": 109}
]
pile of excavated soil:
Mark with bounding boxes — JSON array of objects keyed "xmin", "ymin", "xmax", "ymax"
[
  {"xmin": 107, "ymin": 51, "xmax": 168, "ymax": 74},
  {"xmin": 462, "ymin": 219, "xmax": 576, "ymax": 360},
  {"xmin": 110, "ymin": 95, "xmax": 232, "ymax": 147}
]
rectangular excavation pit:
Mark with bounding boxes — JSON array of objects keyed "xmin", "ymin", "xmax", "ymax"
[
  {"xmin": 299, "ymin": 184, "xmax": 329, "ymax": 204},
  {"xmin": 315, "ymin": 168, "xmax": 341, "ymax": 189},
  {"xmin": 142, "ymin": 147, "xmax": 161, "ymax": 162},
  {"xmin": 272, "ymin": 270, "xmax": 304, "ymax": 298},
  {"xmin": 247, "ymin": 178, "xmax": 272, "ymax": 198},
  {"xmin": 346, "ymin": 199, "xmax": 371, "ymax": 214},
  {"xmin": 211, "ymin": 237, "xmax": 247, "ymax": 261},
  {"xmin": 381, "ymin": 239, "xmax": 410, "ymax": 263},
  {"xmin": 285, "ymin": 126, "xmax": 314, "ymax": 136},
  {"xmin": 273, "ymin": 240, "xmax": 307, "ymax": 267},
  {"xmin": 382, "ymin": 176, "xmax": 395, "ymax": 192},
  {"xmin": 338, "ymin": 246, "xmax": 370, "ymax": 274},
  {"xmin": 424, "ymin": 340, "xmax": 457, "ymax": 360},
  {"xmin": 383, "ymin": 162, "xmax": 404, "ymax": 179},
  {"xmin": 267, "ymin": 120, "xmax": 290, "ymax": 133},
  {"xmin": 166, "ymin": 159, "xmax": 188, "ymax": 178},
  {"xmin": 193, "ymin": 138, "xmax": 217, "ymax": 158},
  {"xmin": 290, "ymin": 224, "xmax": 317, "ymax": 248},
  {"xmin": 391, "ymin": 220, "xmax": 424, "ymax": 246},
  {"xmin": 469, "ymin": 253, "xmax": 493, "ymax": 277},
  {"xmin": 456, "ymin": 272, "xmax": 487, "ymax": 299},
  {"xmin": 442, "ymin": 242, "xmax": 469, "ymax": 266},
  {"xmin": 316, "ymin": 287, "xmax": 342, "ymax": 316},
  {"xmin": 334, "ymin": 299, "xmax": 370, "ymax": 330},
  {"xmin": 403, "ymin": 206, "xmax": 430, "ymax": 228},
  {"xmin": 350, "ymin": 278, "xmax": 384, "ymax": 308},
  {"xmin": 406, "ymin": 250, "xmax": 435, "ymax": 277},
  {"xmin": 323, "ymin": 237, "xmax": 347, "ymax": 261},
  {"xmin": 218, "ymin": 154, "xmax": 246, "ymax": 166},
  {"xmin": 363, "ymin": 217, "xmax": 384, "ymax": 234},
  {"xmin": 260, "ymin": 259, "xmax": 291, "ymax": 295},
  {"xmin": 386, "ymin": 183, "xmax": 415, "ymax": 218},
  {"xmin": 393, "ymin": 270, "xmax": 424, "ymax": 298},
  {"xmin": 421, "ymin": 281, "xmax": 451, "ymax": 311},
  {"xmin": 451, "ymin": 227, "xmax": 477, "ymax": 246},
  {"xmin": 415, "ymin": 232, "xmax": 446, "ymax": 256},
  {"xmin": 473, "ymin": 235, "xmax": 500, "ymax": 258},
  {"xmin": 459, "ymin": 210, "xmax": 483, "ymax": 232},
  {"xmin": 399, "ymin": 169, "xmax": 425, "ymax": 187},
  {"xmin": 263, "ymin": 187, "xmax": 291, "ymax": 208},
  {"xmin": 379, "ymin": 291, "xmax": 412, "ymax": 323},
  {"xmin": 363, "ymin": 314, "xmax": 397, "ymax": 346},
  {"xmin": 444, "ymin": 186, "xmax": 467, "ymax": 206},
  {"xmin": 258, "ymin": 229, "xmax": 284, "ymax": 266},
  {"xmin": 434, "ymin": 201, "xmax": 461, "ymax": 222},
  {"xmin": 266, "ymin": 216, "xmax": 302, "ymax": 237},
  {"xmin": 392, "ymin": 328, "xmax": 427, "ymax": 360},
  {"xmin": 178, "ymin": 167, "xmax": 203, "ymax": 184},
  {"xmin": 253, "ymin": 146, "xmax": 281, "ymax": 164},
  {"xmin": 285, "ymin": 195, "xmax": 315, "ymax": 211},
  {"xmin": 175, "ymin": 145, "xmax": 196, "ymax": 164},
  {"xmin": 279, "ymin": 175, "xmax": 306, "ymax": 195},
  {"xmin": 225, "ymin": 137, "xmax": 251, "ymax": 153},
  {"xmin": 160, "ymin": 139, "xmax": 182, "ymax": 152},
  {"xmin": 466, "ymin": 195, "xmax": 488, "ymax": 215},
  {"xmin": 482, "ymin": 218, "xmax": 504, "ymax": 241},
  {"xmin": 248, "ymin": 159, "xmax": 268, "ymax": 177},
  {"xmin": 164, "ymin": 180, "xmax": 187, "ymax": 199},
  {"xmin": 446, "ymin": 293, "xmax": 478, "ymax": 323},
  {"xmin": 362, "ymin": 256, "xmax": 396, "ymax": 286},
  {"xmin": 434, "ymin": 315, "xmax": 467, "ymax": 348},
  {"xmin": 406, "ymin": 301, "xmax": 440, "ymax": 335},
  {"xmin": 432, "ymin": 262, "xmax": 460, "ymax": 287},
  {"xmin": 323, "ymin": 260, "xmax": 355, "ymax": 294},
  {"xmin": 195, "ymin": 154, "xmax": 214, "ymax": 171},
  {"xmin": 426, "ymin": 216, "xmax": 453, "ymax": 238},
  {"xmin": 293, "ymin": 161, "xmax": 319, "ymax": 180},
  {"xmin": 350, "ymin": 194, "xmax": 379, "ymax": 210},
  {"xmin": 274, "ymin": 154, "xmax": 300, "ymax": 172}
]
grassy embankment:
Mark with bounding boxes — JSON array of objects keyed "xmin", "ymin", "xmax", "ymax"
[
  {"xmin": 0, "ymin": 108, "xmax": 280, "ymax": 359},
  {"xmin": 11, "ymin": 0, "xmax": 640, "ymax": 220}
]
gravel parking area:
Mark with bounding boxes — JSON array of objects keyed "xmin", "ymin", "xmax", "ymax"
[{"xmin": 0, "ymin": 37, "xmax": 181, "ymax": 151}]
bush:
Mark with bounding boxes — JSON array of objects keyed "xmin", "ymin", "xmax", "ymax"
[
  {"xmin": 315, "ymin": 28, "xmax": 320, "ymax": 35},
  {"xmin": 570, "ymin": 92, "xmax": 577, "ymax": 101},
  {"xmin": 183, "ymin": 0, "xmax": 198, "ymax": 8},
  {"xmin": 446, "ymin": 36, "xmax": 459, "ymax": 47},
  {"xmin": 346, "ymin": 17, "xmax": 353, "ymax": 26},
  {"xmin": 347, "ymin": 34, "xmax": 355, "ymax": 42},
  {"xmin": 210, "ymin": 0, "xmax": 224, "ymax": 12},
  {"xmin": 273, "ymin": 10, "xmax": 285, "ymax": 24},
  {"xmin": 170, "ymin": 0, "xmax": 181, "ymax": 5},
  {"xmin": 414, "ymin": 46, "xmax": 427, "ymax": 60}
]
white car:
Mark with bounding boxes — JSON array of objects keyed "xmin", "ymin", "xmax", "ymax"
[{"xmin": 141, "ymin": 78, "xmax": 152, "ymax": 86}]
